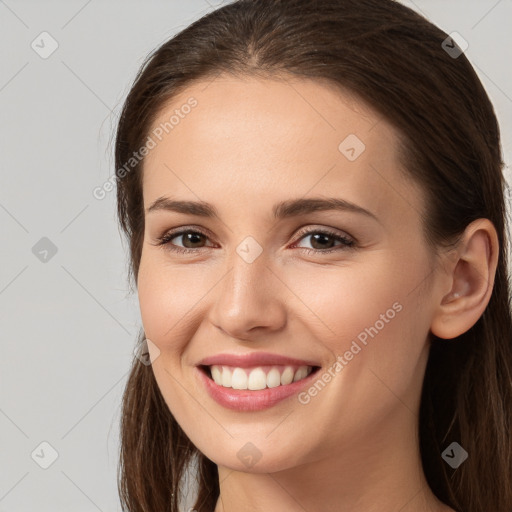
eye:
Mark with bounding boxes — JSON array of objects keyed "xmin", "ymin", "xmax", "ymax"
[
  {"xmin": 154, "ymin": 228, "xmax": 213, "ymax": 254},
  {"xmin": 291, "ymin": 227, "xmax": 356, "ymax": 254},
  {"xmin": 153, "ymin": 226, "xmax": 356, "ymax": 255}
]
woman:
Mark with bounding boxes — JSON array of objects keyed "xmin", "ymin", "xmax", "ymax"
[{"xmin": 114, "ymin": 1, "xmax": 512, "ymax": 511}]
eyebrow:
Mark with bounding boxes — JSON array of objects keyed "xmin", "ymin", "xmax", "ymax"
[{"xmin": 146, "ymin": 196, "xmax": 379, "ymax": 222}]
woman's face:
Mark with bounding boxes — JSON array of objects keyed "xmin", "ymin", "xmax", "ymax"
[{"xmin": 137, "ymin": 75, "xmax": 442, "ymax": 472}]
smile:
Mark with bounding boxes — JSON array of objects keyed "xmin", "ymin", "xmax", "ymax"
[
  {"xmin": 206, "ymin": 364, "xmax": 315, "ymax": 390},
  {"xmin": 196, "ymin": 364, "xmax": 321, "ymax": 412}
]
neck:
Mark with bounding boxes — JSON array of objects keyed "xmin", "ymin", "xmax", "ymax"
[{"xmin": 213, "ymin": 405, "xmax": 451, "ymax": 512}]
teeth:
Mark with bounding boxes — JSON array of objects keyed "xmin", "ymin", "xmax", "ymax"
[
  {"xmin": 209, "ymin": 365, "xmax": 314, "ymax": 390},
  {"xmin": 211, "ymin": 365, "xmax": 222, "ymax": 384},
  {"xmin": 267, "ymin": 368, "xmax": 281, "ymax": 388},
  {"xmin": 221, "ymin": 367, "xmax": 232, "ymax": 387},
  {"xmin": 280, "ymin": 366, "xmax": 294, "ymax": 385},
  {"xmin": 247, "ymin": 367, "xmax": 267, "ymax": 390},
  {"xmin": 232, "ymin": 368, "xmax": 248, "ymax": 389},
  {"xmin": 293, "ymin": 366, "xmax": 309, "ymax": 382}
]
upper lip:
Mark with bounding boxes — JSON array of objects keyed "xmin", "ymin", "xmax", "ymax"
[{"xmin": 197, "ymin": 352, "xmax": 320, "ymax": 368}]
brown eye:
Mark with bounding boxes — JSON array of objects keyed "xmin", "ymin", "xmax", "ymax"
[
  {"xmin": 308, "ymin": 232, "xmax": 337, "ymax": 250},
  {"xmin": 293, "ymin": 228, "xmax": 355, "ymax": 254},
  {"xmin": 156, "ymin": 229, "xmax": 213, "ymax": 254},
  {"xmin": 176, "ymin": 231, "xmax": 207, "ymax": 248}
]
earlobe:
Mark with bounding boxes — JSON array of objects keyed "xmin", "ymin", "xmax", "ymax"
[{"xmin": 430, "ymin": 219, "xmax": 499, "ymax": 340}]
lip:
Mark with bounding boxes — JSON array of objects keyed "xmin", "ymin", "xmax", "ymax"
[
  {"xmin": 197, "ymin": 352, "xmax": 320, "ymax": 368},
  {"xmin": 195, "ymin": 357, "xmax": 321, "ymax": 412}
]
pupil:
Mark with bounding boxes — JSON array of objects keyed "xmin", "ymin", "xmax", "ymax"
[
  {"xmin": 185, "ymin": 233, "xmax": 204, "ymax": 248},
  {"xmin": 312, "ymin": 233, "xmax": 333, "ymax": 249}
]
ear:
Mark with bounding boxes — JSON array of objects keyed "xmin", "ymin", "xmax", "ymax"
[{"xmin": 430, "ymin": 218, "xmax": 499, "ymax": 340}]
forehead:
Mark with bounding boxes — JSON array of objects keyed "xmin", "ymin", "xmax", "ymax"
[{"xmin": 142, "ymin": 75, "xmax": 424, "ymax": 227}]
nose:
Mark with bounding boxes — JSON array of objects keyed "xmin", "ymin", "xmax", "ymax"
[{"xmin": 207, "ymin": 247, "xmax": 287, "ymax": 341}]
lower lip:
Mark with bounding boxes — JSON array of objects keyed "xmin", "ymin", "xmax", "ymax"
[{"xmin": 195, "ymin": 366, "xmax": 320, "ymax": 412}]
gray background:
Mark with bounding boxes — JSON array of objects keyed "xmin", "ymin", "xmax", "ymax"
[{"xmin": 1, "ymin": 1, "xmax": 511, "ymax": 511}]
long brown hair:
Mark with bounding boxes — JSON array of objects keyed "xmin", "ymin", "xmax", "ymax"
[{"xmin": 114, "ymin": 1, "xmax": 512, "ymax": 511}]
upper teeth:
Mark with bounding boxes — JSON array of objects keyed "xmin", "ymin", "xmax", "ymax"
[{"xmin": 209, "ymin": 365, "xmax": 313, "ymax": 390}]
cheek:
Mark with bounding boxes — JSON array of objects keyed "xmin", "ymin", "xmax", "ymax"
[
  {"xmin": 286, "ymin": 259, "xmax": 404, "ymax": 339},
  {"xmin": 286, "ymin": 254, "xmax": 429, "ymax": 375},
  {"xmin": 136, "ymin": 252, "xmax": 216, "ymax": 355},
  {"xmin": 136, "ymin": 256, "xmax": 205, "ymax": 412},
  {"xmin": 286, "ymin": 261, "xmax": 430, "ymax": 435},
  {"xmin": 137, "ymin": 253, "xmax": 186, "ymax": 349}
]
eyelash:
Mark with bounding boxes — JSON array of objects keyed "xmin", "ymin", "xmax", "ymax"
[{"xmin": 154, "ymin": 226, "xmax": 356, "ymax": 255}]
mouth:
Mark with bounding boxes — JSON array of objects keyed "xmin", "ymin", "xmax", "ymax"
[{"xmin": 198, "ymin": 364, "xmax": 322, "ymax": 390}]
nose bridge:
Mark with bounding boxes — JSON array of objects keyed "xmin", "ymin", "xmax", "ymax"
[
  {"xmin": 209, "ymin": 237, "xmax": 286, "ymax": 337},
  {"xmin": 222, "ymin": 242, "xmax": 272, "ymax": 312}
]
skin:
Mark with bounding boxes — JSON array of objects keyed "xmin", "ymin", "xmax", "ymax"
[{"xmin": 137, "ymin": 74, "xmax": 498, "ymax": 512}]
